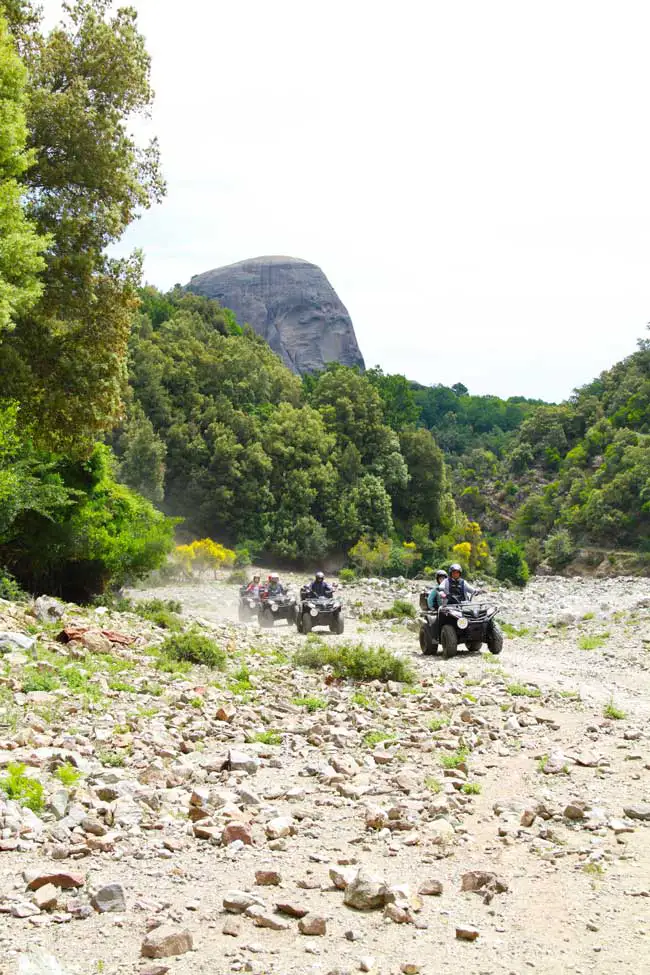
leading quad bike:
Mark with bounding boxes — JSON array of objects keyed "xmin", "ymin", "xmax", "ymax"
[
  {"xmin": 418, "ymin": 587, "xmax": 503, "ymax": 659},
  {"xmin": 296, "ymin": 584, "xmax": 344, "ymax": 634}
]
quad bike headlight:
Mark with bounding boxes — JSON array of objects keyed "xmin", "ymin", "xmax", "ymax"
[
  {"xmin": 270, "ymin": 602, "xmax": 278, "ymax": 612},
  {"xmin": 457, "ymin": 617, "xmax": 468, "ymax": 630},
  {"xmin": 310, "ymin": 608, "xmax": 319, "ymax": 617}
]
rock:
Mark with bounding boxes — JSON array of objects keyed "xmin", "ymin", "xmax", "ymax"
[
  {"xmin": 461, "ymin": 871, "xmax": 508, "ymax": 894},
  {"xmin": 216, "ymin": 704, "xmax": 236, "ymax": 722},
  {"xmin": 624, "ymin": 804, "xmax": 650, "ymax": 821},
  {"xmin": 456, "ymin": 924, "xmax": 480, "ymax": 941},
  {"xmin": 330, "ymin": 866, "xmax": 356, "ymax": 890},
  {"xmin": 400, "ymin": 965, "xmax": 421, "ymax": 974},
  {"xmin": 226, "ymin": 749, "xmax": 260, "ymax": 774},
  {"xmin": 222, "ymin": 822, "xmax": 253, "ymax": 846},
  {"xmin": 140, "ymin": 926, "xmax": 193, "ymax": 959},
  {"xmin": 188, "ymin": 256, "xmax": 365, "ymax": 375},
  {"xmin": 520, "ymin": 808, "xmax": 536, "ymax": 827},
  {"xmin": 223, "ymin": 917, "xmax": 241, "ymax": 937},
  {"xmin": 26, "ymin": 871, "xmax": 85, "ymax": 891},
  {"xmin": 564, "ymin": 803, "xmax": 587, "ymax": 821},
  {"xmin": 33, "ymin": 596, "xmax": 65, "ymax": 622},
  {"xmin": 265, "ymin": 816, "xmax": 294, "ymax": 839},
  {"xmin": 419, "ymin": 879, "xmax": 443, "ymax": 896},
  {"xmin": 359, "ymin": 958, "xmax": 376, "ymax": 973},
  {"xmin": 252, "ymin": 910, "xmax": 289, "ymax": 931},
  {"xmin": 384, "ymin": 902, "xmax": 411, "ymax": 924},
  {"xmin": 299, "ymin": 914, "xmax": 327, "ymax": 935},
  {"xmin": 223, "ymin": 890, "xmax": 266, "ymax": 914},
  {"xmin": 255, "ymin": 869, "xmax": 281, "ymax": 886},
  {"xmin": 80, "ymin": 630, "xmax": 111, "ymax": 654},
  {"xmin": 32, "ymin": 884, "xmax": 58, "ymax": 911},
  {"xmin": 0, "ymin": 630, "xmax": 35, "ymax": 652},
  {"xmin": 91, "ymin": 883, "xmax": 126, "ymax": 913},
  {"xmin": 429, "ymin": 818, "xmax": 455, "ymax": 844},
  {"xmin": 343, "ymin": 868, "xmax": 388, "ymax": 910},
  {"xmin": 276, "ymin": 901, "xmax": 309, "ymax": 918},
  {"xmin": 17, "ymin": 950, "xmax": 72, "ymax": 975}
]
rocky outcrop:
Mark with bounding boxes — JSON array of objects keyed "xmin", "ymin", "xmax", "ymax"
[{"xmin": 187, "ymin": 256, "xmax": 365, "ymax": 374}]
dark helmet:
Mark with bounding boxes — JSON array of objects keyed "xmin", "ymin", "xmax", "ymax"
[
  {"xmin": 315, "ymin": 571, "xmax": 325, "ymax": 581},
  {"xmin": 435, "ymin": 569, "xmax": 447, "ymax": 582},
  {"xmin": 449, "ymin": 563, "xmax": 463, "ymax": 575}
]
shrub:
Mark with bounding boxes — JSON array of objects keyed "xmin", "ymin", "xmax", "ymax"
[
  {"xmin": 506, "ymin": 682, "xmax": 541, "ymax": 698},
  {"xmin": 292, "ymin": 695, "xmax": 328, "ymax": 711},
  {"xmin": 461, "ymin": 782, "xmax": 481, "ymax": 795},
  {"xmin": 0, "ymin": 567, "xmax": 27, "ymax": 602},
  {"xmin": 524, "ymin": 538, "xmax": 544, "ymax": 574},
  {"xmin": 228, "ymin": 569, "xmax": 247, "ymax": 585},
  {"xmin": 133, "ymin": 598, "xmax": 183, "ymax": 630},
  {"xmin": 363, "ymin": 729, "xmax": 396, "ymax": 747},
  {"xmin": 253, "ymin": 729, "xmax": 282, "ymax": 745},
  {"xmin": 544, "ymin": 529, "xmax": 576, "ymax": 570},
  {"xmin": 338, "ymin": 568, "xmax": 356, "ymax": 584},
  {"xmin": 293, "ymin": 640, "xmax": 414, "ymax": 683},
  {"xmin": 0, "ymin": 763, "xmax": 45, "ymax": 811},
  {"xmin": 603, "ymin": 699, "xmax": 626, "ymax": 720},
  {"xmin": 159, "ymin": 630, "xmax": 226, "ymax": 669},
  {"xmin": 21, "ymin": 669, "xmax": 60, "ymax": 693},
  {"xmin": 54, "ymin": 763, "xmax": 81, "ymax": 787},
  {"xmin": 368, "ymin": 599, "xmax": 416, "ymax": 621},
  {"xmin": 440, "ymin": 747, "xmax": 468, "ymax": 769},
  {"xmin": 494, "ymin": 540, "xmax": 529, "ymax": 587}
]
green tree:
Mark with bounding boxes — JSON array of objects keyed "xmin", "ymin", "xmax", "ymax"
[
  {"xmin": 393, "ymin": 427, "xmax": 450, "ymax": 534},
  {"xmin": 494, "ymin": 540, "xmax": 529, "ymax": 587},
  {"xmin": 0, "ymin": 0, "xmax": 164, "ymax": 453},
  {"xmin": 115, "ymin": 403, "xmax": 166, "ymax": 504},
  {"xmin": 0, "ymin": 12, "xmax": 47, "ymax": 334}
]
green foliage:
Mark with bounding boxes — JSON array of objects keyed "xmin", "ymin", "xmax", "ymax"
[
  {"xmin": 1, "ymin": 443, "xmax": 175, "ymax": 599},
  {"xmin": 252, "ymin": 729, "xmax": 282, "ymax": 745},
  {"xmin": 0, "ymin": 565, "xmax": 26, "ymax": 601},
  {"xmin": 506, "ymin": 682, "xmax": 542, "ymax": 698},
  {"xmin": 98, "ymin": 750, "xmax": 125, "ymax": 768},
  {"xmin": 0, "ymin": 0, "xmax": 164, "ymax": 452},
  {"xmin": 159, "ymin": 630, "xmax": 226, "ymax": 669},
  {"xmin": 578, "ymin": 634, "xmax": 608, "ymax": 650},
  {"xmin": 428, "ymin": 716, "xmax": 449, "ymax": 732},
  {"xmin": 338, "ymin": 567, "xmax": 357, "ymax": 583},
  {"xmin": 133, "ymin": 598, "xmax": 182, "ymax": 630},
  {"xmin": 439, "ymin": 747, "xmax": 469, "ymax": 769},
  {"xmin": 0, "ymin": 761, "xmax": 44, "ymax": 811},
  {"xmin": 494, "ymin": 540, "xmax": 529, "ymax": 587},
  {"xmin": 366, "ymin": 599, "xmax": 416, "ymax": 620},
  {"xmin": 292, "ymin": 695, "xmax": 328, "ymax": 712},
  {"xmin": 424, "ymin": 775, "xmax": 442, "ymax": 794},
  {"xmin": 0, "ymin": 13, "xmax": 48, "ymax": 335},
  {"xmin": 603, "ymin": 699, "xmax": 626, "ymax": 720},
  {"xmin": 500, "ymin": 622, "xmax": 530, "ymax": 638},
  {"xmin": 293, "ymin": 639, "xmax": 415, "ymax": 683},
  {"xmin": 115, "ymin": 403, "xmax": 166, "ymax": 504},
  {"xmin": 54, "ymin": 762, "xmax": 81, "ymax": 787},
  {"xmin": 461, "ymin": 782, "xmax": 482, "ymax": 795},
  {"xmin": 363, "ymin": 729, "xmax": 396, "ymax": 748},
  {"xmin": 544, "ymin": 529, "xmax": 576, "ymax": 570}
]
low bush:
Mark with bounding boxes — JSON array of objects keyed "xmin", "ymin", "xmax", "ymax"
[
  {"xmin": 159, "ymin": 630, "xmax": 226, "ymax": 669},
  {"xmin": 54, "ymin": 763, "xmax": 81, "ymax": 787},
  {"xmin": 0, "ymin": 762, "xmax": 45, "ymax": 811},
  {"xmin": 293, "ymin": 640, "xmax": 415, "ymax": 683},
  {"xmin": 368, "ymin": 599, "xmax": 416, "ymax": 620},
  {"xmin": 133, "ymin": 598, "xmax": 183, "ymax": 631},
  {"xmin": 0, "ymin": 567, "xmax": 27, "ymax": 602},
  {"xmin": 338, "ymin": 568, "xmax": 357, "ymax": 584},
  {"xmin": 494, "ymin": 540, "xmax": 529, "ymax": 587}
]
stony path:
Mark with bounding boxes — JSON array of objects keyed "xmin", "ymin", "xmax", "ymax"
[{"xmin": 0, "ymin": 574, "xmax": 649, "ymax": 975}]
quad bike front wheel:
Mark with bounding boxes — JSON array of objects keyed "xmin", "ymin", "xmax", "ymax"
[
  {"xmin": 258, "ymin": 613, "xmax": 273, "ymax": 629},
  {"xmin": 487, "ymin": 621, "xmax": 503, "ymax": 655},
  {"xmin": 440, "ymin": 624, "xmax": 458, "ymax": 660},
  {"xmin": 330, "ymin": 615, "xmax": 344, "ymax": 634},
  {"xmin": 301, "ymin": 613, "xmax": 313, "ymax": 634},
  {"xmin": 419, "ymin": 624, "xmax": 438, "ymax": 656}
]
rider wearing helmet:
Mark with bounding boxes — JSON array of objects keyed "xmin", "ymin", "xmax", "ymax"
[
  {"xmin": 309, "ymin": 571, "xmax": 333, "ymax": 598},
  {"xmin": 427, "ymin": 569, "xmax": 448, "ymax": 610},
  {"xmin": 266, "ymin": 572, "xmax": 285, "ymax": 596},
  {"xmin": 439, "ymin": 563, "xmax": 476, "ymax": 605},
  {"xmin": 246, "ymin": 573, "xmax": 262, "ymax": 597}
]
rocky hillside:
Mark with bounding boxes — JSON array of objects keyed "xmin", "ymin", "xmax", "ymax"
[
  {"xmin": 1, "ymin": 574, "xmax": 649, "ymax": 974},
  {"xmin": 187, "ymin": 256, "xmax": 365, "ymax": 374}
]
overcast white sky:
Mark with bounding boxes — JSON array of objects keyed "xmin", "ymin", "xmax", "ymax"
[{"xmin": 43, "ymin": 0, "xmax": 650, "ymax": 400}]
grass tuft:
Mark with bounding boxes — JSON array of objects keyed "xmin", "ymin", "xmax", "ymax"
[
  {"xmin": 292, "ymin": 695, "xmax": 328, "ymax": 712},
  {"xmin": 293, "ymin": 640, "xmax": 415, "ymax": 684},
  {"xmin": 0, "ymin": 762, "xmax": 45, "ymax": 811},
  {"xmin": 506, "ymin": 682, "xmax": 541, "ymax": 698},
  {"xmin": 603, "ymin": 699, "xmax": 626, "ymax": 720}
]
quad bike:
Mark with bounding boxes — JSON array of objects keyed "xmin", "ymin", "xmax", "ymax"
[
  {"xmin": 418, "ymin": 590, "xmax": 503, "ymax": 659},
  {"xmin": 296, "ymin": 584, "xmax": 344, "ymax": 634},
  {"xmin": 257, "ymin": 589, "xmax": 298, "ymax": 628},
  {"xmin": 238, "ymin": 586, "xmax": 261, "ymax": 622}
]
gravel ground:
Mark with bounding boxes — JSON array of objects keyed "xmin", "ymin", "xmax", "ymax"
[{"xmin": 0, "ymin": 573, "xmax": 649, "ymax": 975}]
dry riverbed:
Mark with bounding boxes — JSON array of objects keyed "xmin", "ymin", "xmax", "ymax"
[{"xmin": 0, "ymin": 574, "xmax": 649, "ymax": 975}]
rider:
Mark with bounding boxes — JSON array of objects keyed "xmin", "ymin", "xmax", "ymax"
[
  {"xmin": 439, "ymin": 563, "xmax": 476, "ymax": 604},
  {"xmin": 427, "ymin": 569, "xmax": 448, "ymax": 610},
  {"xmin": 309, "ymin": 571, "xmax": 333, "ymax": 598},
  {"xmin": 265, "ymin": 572, "xmax": 286, "ymax": 597},
  {"xmin": 245, "ymin": 574, "xmax": 262, "ymax": 597}
]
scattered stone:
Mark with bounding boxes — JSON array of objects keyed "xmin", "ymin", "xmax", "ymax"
[
  {"xmin": 17, "ymin": 950, "xmax": 72, "ymax": 975},
  {"xmin": 255, "ymin": 869, "xmax": 281, "ymax": 886},
  {"xmin": 223, "ymin": 891, "xmax": 266, "ymax": 914},
  {"xmin": 400, "ymin": 965, "xmax": 421, "ymax": 974},
  {"xmin": 223, "ymin": 916, "xmax": 241, "ymax": 936},
  {"xmin": 140, "ymin": 926, "xmax": 193, "ymax": 959},
  {"xmin": 456, "ymin": 924, "xmax": 480, "ymax": 941},
  {"xmin": 222, "ymin": 822, "xmax": 253, "ymax": 846},
  {"xmin": 419, "ymin": 879, "xmax": 443, "ymax": 896},
  {"xmin": 624, "ymin": 804, "xmax": 650, "ymax": 821},
  {"xmin": 343, "ymin": 868, "xmax": 388, "ymax": 910},
  {"xmin": 26, "ymin": 871, "xmax": 85, "ymax": 892},
  {"xmin": 91, "ymin": 883, "xmax": 126, "ymax": 913},
  {"xmin": 276, "ymin": 901, "xmax": 309, "ymax": 918},
  {"xmin": 299, "ymin": 914, "xmax": 327, "ymax": 935},
  {"xmin": 32, "ymin": 883, "xmax": 58, "ymax": 911}
]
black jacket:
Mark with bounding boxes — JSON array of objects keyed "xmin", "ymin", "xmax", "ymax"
[{"xmin": 310, "ymin": 580, "xmax": 333, "ymax": 598}]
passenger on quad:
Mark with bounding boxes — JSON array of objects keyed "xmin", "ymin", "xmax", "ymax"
[
  {"xmin": 439, "ymin": 563, "xmax": 476, "ymax": 604},
  {"xmin": 265, "ymin": 573, "xmax": 286, "ymax": 596},
  {"xmin": 427, "ymin": 570, "xmax": 448, "ymax": 610},
  {"xmin": 309, "ymin": 571, "xmax": 333, "ymax": 598},
  {"xmin": 245, "ymin": 574, "xmax": 262, "ymax": 597}
]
